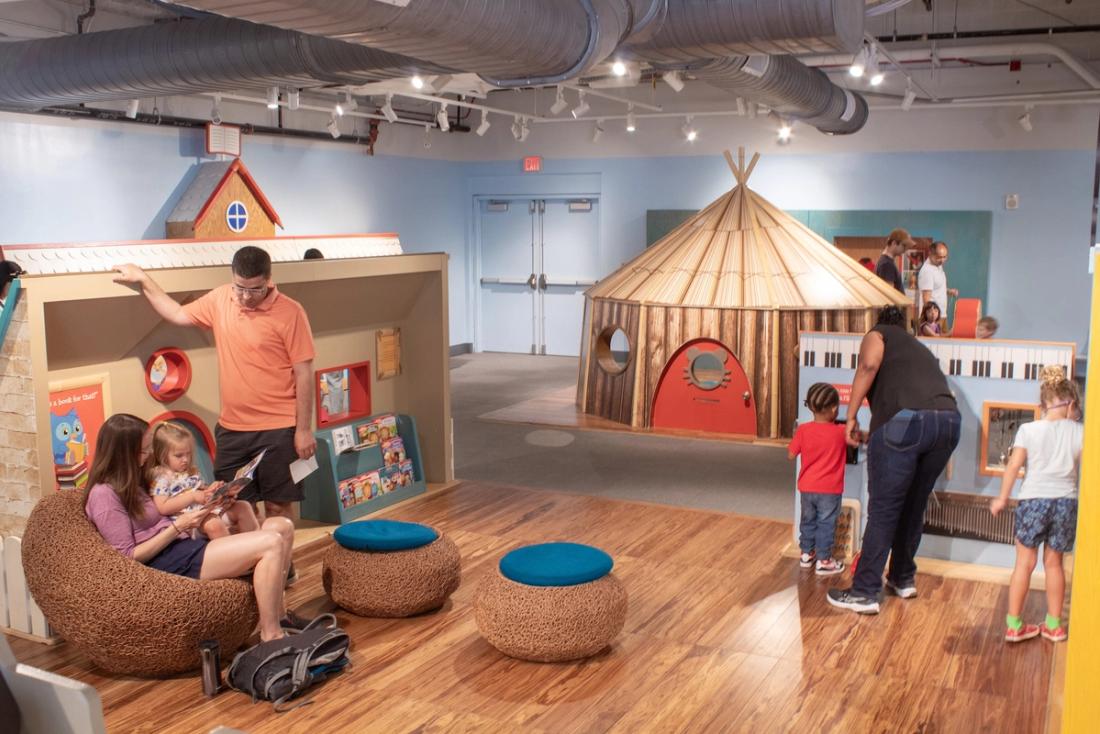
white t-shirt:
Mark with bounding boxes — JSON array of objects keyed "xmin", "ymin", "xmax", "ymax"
[
  {"xmin": 917, "ymin": 261, "xmax": 948, "ymax": 314},
  {"xmin": 1013, "ymin": 419, "xmax": 1084, "ymax": 500}
]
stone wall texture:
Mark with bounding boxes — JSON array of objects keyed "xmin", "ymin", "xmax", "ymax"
[{"xmin": 0, "ymin": 296, "xmax": 39, "ymax": 537}]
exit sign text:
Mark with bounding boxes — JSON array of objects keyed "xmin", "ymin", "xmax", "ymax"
[{"xmin": 523, "ymin": 156, "xmax": 542, "ymax": 173}]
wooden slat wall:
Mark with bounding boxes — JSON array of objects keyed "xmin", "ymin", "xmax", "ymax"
[
  {"xmin": 584, "ymin": 300, "xmax": 641, "ymax": 425},
  {"xmin": 585, "ymin": 300, "xmax": 875, "ymax": 439}
]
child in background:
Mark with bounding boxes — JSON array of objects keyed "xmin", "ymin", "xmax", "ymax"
[
  {"xmin": 991, "ymin": 367, "xmax": 1082, "ymax": 643},
  {"xmin": 147, "ymin": 422, "xmax": 259, "ymax": 539},
  {"xmin": 919, "ymin": 301, "xmax": 943, "ymax": 337},
  {"xmin": 976, "ymin": 315, "xmax": 999, "ymax": 339},
  {"xmin": 788, "ymin": 383, "xmax": 848, "ymax": 576}
]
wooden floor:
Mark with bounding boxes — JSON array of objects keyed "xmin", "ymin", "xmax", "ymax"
[
  {"xmin": 8, "ymin": 482, "xmax": 1057, "ymax": 733},
  {"xmin": 478, "ymin": 386, "xmax": 788, "ymax": 447}
]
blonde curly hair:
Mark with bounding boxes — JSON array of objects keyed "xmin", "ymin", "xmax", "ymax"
[{"xmin": 1038, "ymin": 365, "xmax": 1079, "ymax": 411}]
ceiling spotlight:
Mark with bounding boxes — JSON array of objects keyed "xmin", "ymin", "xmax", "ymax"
[
  {"xmin": 266, "ymin": 86, "xmax": 279, "ymax": 109},
  {"xmin": 423, "ymin": 123, "xmax": 432, "ymax": 149},
  {"xmin": 518, "ymin": 117, "xmax": 530, "ymax": 142},
  {"xmin": 866, "ymin": 45, "xmax": 884, "ymax": 86},
  {"xmin": 626, "ymin": 105, "xmax": 636, "ymax": 132},
  {"xmin": 125, "ymin": 99, "xmax": 140, "ymax": 119},
  {"xmin": 572, "ymin": 91, "xmax": 590, "ymax": 119},
  {"xmin": 436, "ymin": 104, "xmax": 450, "ymax": 132},
  {"xmin": 849, "ymin": 45, "xmax": 868, "ymax": 78},
  {"xmin": 662, "ymin": 70, "xmax": 684, "ymax": 93},
  {"xmin": 777, "ymin": 121, "xmax": 792, "ymax": 144},
  {"xmin": 210, "ymin": 95, "xmax": 222, "ymax": 124},
  {"xmin": 342, "ymin": 91, "xmax": 358, "ymax": 112},
  {"xmin": 411, "ymin": 75, "xmax": 425, "ymax": 90},
  {"xmin": 333, "ymin": 101, "xmax": 344, "ymax": 117},
  {"xmin": 901, "ymin": 81, "xmax": 916, "ymax": 111},
  {"xmin": 287, "ymin": 89, "xmax": 300, "ymax": 111},
  {"xmin": 550, "ymin": 86, "xmax": 568, "ymax": 115},
  {"xmin": 611, "ymin": 59, "xmax": 627, "ymax": 77},
  {"xmin": 592, "ymin": 119, "xmax": 604, "ymax": 143},
  {"xmin": 476, "ymin": 109, "xmax": 491, "ymax": 136},
  {"xmin": 381, "ymin": 94, "xmax": 398, "ymax": 123},
  {"xmin": 1018, "ymin": 107, "xmax": 1033, "ymax": 132},
  {"xmin": 327, "ymin": 116, "xmax": 340, "ymax": 139},
  {"xmin": 511, "ymin": 116, "xmax": 522, "ymax": 141},
  {"xmin": 735, "ymin": 97, "xmax": 746, "ymax": 116},
  {"xmin": 681, "ymin": 116, "xmax": 697, "ymax": 142}
]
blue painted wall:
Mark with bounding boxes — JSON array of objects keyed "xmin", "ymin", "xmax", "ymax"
[
  {"xmin": 463, "ymin": 150, "xmax": 1094, "ymax": 351},
  {"xmin": 0, "ymin": 115, "xmax": 470, "ymax": 343}
]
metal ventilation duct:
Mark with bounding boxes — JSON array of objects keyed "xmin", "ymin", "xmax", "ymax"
[
  {"xmin": 0, "ymin": 17, "xmax": 448, "ymax": 110},
  {"xmin": 174, "ymin": 0, "xmax": 870, "ymax": 133}
]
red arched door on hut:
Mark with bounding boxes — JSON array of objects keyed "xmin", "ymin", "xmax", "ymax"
[{"xmin": 652, "ymin": 338, "xmax": 757, "ymax": 435}]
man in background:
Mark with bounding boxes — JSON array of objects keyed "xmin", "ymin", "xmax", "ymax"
[
  {"xmin": 918, "ymin": 241, "xmax": 959, "ymax": 318},
  {"xmin": 876, "ymin": 229, "xmax": 913, "ymax": 294}
]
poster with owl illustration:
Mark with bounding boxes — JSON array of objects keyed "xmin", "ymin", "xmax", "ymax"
[{"xmin": 48, "ymin": 374, "xmax": 110, "ymax": 491}]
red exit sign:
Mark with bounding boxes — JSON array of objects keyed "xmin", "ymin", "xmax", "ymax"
[{"xmin": 523, "ymin": 156, "xmax": 542, "ymax": 173}]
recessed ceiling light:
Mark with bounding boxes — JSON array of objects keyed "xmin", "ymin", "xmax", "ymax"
[
  {"xmin": 411, "ymin": 75, "xmax": 425, "ymax": 90},
  {"xmin": 611, "ymin": 60, "xmax": 627, "ymax": 77}
]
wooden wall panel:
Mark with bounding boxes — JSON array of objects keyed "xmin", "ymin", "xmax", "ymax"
[{"xmin": 584, "ymin": 300, "xmax": 639, "ymax": 425}]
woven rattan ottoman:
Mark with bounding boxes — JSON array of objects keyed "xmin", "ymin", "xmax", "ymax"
[
  {"xmin": 322, "ymin": 519, "xmax": 460, "ymax": 617},
  {"xmin": 475, "ymin": 542, "xmax": 627, "ymax": 662}
]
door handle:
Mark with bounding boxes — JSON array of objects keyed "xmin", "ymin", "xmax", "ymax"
[
  {"xmin": 742, "ymin": 391, "xmax": 750, "ymax": 401},
  {"xmin": 538, "ymin": 273, "xmax": 547, "ymax": 290},
  {"xmin": 526, "ymin": 273, "xmax": 537, "ymax": 290}
]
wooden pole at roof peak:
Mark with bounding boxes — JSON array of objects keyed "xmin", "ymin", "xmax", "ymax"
[{"xmin": 722, "ymin": 147, "xmax": 760, "ymax": 187}]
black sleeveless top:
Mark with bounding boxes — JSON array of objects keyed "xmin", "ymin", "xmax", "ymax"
[{"xmin": 866, "ymin": 324, "xmax": 958, "ymax": 434}]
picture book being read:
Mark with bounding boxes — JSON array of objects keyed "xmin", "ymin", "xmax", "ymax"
[{"xmin": 207, "ymin": 449, "xmax": 266, "ymax": 506}]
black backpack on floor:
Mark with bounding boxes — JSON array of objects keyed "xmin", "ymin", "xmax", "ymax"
[{"xmin": 227, "ymin": 613, "xmax": 350, "ymax": 712}]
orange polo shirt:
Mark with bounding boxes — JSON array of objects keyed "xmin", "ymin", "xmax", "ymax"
[{"xmin": 183, "ymin": 284, "xmax": 315, "ymax": 431}]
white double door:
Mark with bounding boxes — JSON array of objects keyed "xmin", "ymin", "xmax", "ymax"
[{"xmin": 478, "ymin": 197, "xmax": 599, "ymax": 356}]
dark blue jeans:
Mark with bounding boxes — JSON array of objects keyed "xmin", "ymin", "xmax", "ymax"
[
  {"xmin": 853, "ymin": 409, "xmax": 961, "ymax": 598},
  {"xmin": 799, "ymin": 493, "xmax": 842, "ymax": 557}
]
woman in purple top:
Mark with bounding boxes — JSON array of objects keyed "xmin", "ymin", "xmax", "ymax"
[{"xmin": 84, "ymin": 413, "xmax": 297, "ymax": 642}]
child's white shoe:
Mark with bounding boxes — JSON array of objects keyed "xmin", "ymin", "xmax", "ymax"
[
  {"xmin": 815, "ymin": 558, "xmax": 845, "ymax": 576},
  {"xmin": 799, "ymin": 551, "xmax": 816, "ymax": 568}
]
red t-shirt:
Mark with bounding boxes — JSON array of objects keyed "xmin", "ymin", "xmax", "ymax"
[{"xmin": 788, "ymin": 422, "xmax": 847, "ymax": 494}]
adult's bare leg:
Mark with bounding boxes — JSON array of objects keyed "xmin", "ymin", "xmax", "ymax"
[
  {"xmin": 263, "ymin": 500, "xmax": 295, "ymax": 522},
  {"xmin": 200, "ymin": 530, "xmax": 287, "ymax": 641},
  {"xmin": 261, "ymin": 516, "xmax": 295, "ymax": 579}
]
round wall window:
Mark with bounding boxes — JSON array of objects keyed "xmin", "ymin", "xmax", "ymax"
[
  {"xmin": 595, "ymin": 326, "xmax": 631, "ymax": 374},
  {"xmin": 689, "ymin": 351, "xmax": 727, "ymax": 390},
  {"xmin": 226, "ymin": 200, "xmax": 249, "ymax": 233}
]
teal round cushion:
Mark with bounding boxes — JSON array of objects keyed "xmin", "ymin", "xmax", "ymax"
[
  {"xmin": 334, "ymin": 519, "xmax": 438, "ymax": 552},
  {"xmin": 499, "ymin": 542, "xmax": 613, "ymax": 587}
]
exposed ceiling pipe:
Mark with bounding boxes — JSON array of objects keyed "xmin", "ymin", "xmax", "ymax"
[
  {"xmin": 0, "ymin": 17, "xmax": 452, "ymax": 110},
  {"xmin": 800, "ymin": 42, "xmax": 1100, "ymax": 91}
]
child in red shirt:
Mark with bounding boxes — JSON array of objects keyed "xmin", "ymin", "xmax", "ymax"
[{"xmin": 788, "ymin": 383, "xmax": 848, "ymax": 576}]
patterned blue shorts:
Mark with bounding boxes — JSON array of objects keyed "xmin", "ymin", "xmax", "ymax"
[{"xmin": 1015, "ymin": 498, "xmax": 1078, "ymax": 553}]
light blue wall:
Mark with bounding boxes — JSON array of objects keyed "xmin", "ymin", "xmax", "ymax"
[
  {"xmin": 0, "ymin": 115, "xmax": 469, "ymax": 343},
  {"xmin": 463, "ymin": 150, "xmax": 1095, "ymax": 351}
]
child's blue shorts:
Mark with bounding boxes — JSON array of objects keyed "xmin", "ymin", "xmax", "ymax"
[{"xmin": 1015, "ymin": 497, "xmax": 1077, "ymax": 553}]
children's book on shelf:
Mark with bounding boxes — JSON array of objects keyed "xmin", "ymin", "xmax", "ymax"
[
  {"xmin": 331, "ymin": 425, "xmax": 356, "ymax": 455},
  {"xmin": 382, "ymin": 437, "xmax": 406, "ymax": 467},
  {"xmin": 353, "ymin": 420, "xmax": 380, "ymax": 449},
  {"xmin": 379, "ymin": 465, "xmax": 403, "ymax": 494},
  {"xmin": 365, "ymin": 470, "xmax": 381, "ymax": 499},
  {"xmin": 375, "ymin": 414, "xmax": 398, "ymax": 442},
  {"xmin": 397, "ymin": 459, "xmax": 415, "ymax": 488}
]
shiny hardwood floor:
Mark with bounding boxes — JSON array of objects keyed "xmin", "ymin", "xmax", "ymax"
[{"xmin": 9, "ymin": 482, "xmax": 1056, "ymax": 733}]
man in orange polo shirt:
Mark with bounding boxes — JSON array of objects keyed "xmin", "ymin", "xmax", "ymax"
[{"xmin": 114, "ymin": 247, "xmax": 316, "ymax": 522}]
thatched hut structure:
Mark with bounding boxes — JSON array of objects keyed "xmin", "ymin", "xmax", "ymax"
[{"xmin": 577, "ymin": 149, "xmax": 911, "ymax": 439}]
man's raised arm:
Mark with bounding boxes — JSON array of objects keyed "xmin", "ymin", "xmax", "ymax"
[{"xmin": 113, "ymin": 264, "xmax": 194, "ymax": 327}]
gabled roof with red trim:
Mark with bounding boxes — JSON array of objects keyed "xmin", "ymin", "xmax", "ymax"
[{"xmin": 166, "ymin": 158, "xmax": 283, "ymax": 229}]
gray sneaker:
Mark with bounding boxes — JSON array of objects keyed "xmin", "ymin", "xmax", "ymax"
[
  {"xmin": 826, "ymin": 588, "xmax": 880, "ymax": 614},
  {"xmin": 884, "ymin": 578, "xmax": 917, "ymax": 599}
]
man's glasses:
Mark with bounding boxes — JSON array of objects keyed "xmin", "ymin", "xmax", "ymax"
[{"xmin": 232, "ymin": 284, "xmax": 268, "ymax": 297}]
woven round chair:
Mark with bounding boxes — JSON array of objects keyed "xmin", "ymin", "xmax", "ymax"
[
  {"xmin": 475, "ymin": 542, "xmax": 627, "ymax": 663},
  {"xmin": 20, "ymin": 490, "xmax": 258, "ymax": 677},
  {"xmin": 321, "ymin": 519, "xmax": 461, "ymax": 618}
]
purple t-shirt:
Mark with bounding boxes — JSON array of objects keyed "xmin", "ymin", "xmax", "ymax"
[{"xmin": 85, "ymin": 482, "xmax": 181, "ymax": 559}]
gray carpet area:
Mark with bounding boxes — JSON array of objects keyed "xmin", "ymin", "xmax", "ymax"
[{"xmin": 451, "ymin": 352, "xmax": 795, "ymax": 521}]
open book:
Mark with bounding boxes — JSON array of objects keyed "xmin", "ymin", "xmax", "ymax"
[{"xmin": 206, "ymin": 449, "xmax": 266, "ymax": 506}]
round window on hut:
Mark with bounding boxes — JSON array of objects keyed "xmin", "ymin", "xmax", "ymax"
[
  {"xmin": 689, "ymin": 351, "xmax": 726, "ymax": 390},
  {"xmin": 596, "ymin": 326, "xmax": 631, "ymax": 374}
]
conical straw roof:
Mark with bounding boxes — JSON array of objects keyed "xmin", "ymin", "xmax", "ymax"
[{"xmin": 588, "ymin": 148, "xmax": 913, "ymax": 310}]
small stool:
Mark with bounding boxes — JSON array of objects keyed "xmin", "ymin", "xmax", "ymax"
[
  {"xmin": 322, "ymin": 519, "xmax": 460, "ymax": 617},
  {"xmin": 475, "ymin": 542, "xmax": 627, "ymax": 662}
]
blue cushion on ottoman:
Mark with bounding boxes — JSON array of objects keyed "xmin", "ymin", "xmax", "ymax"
[
  {"xmin": 499, "ymin": 542, "xmax": 613, "ymax": 587},
  {"xmin": 334, "ymin": 519, "xmax": 438, "ymax": 552}
]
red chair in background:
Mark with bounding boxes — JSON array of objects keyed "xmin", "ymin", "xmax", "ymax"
[{"xmin": 952, "ymin": 298, "xmax": 982, "ymax": 338}]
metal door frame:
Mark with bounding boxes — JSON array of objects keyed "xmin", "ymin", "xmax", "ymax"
[{"xmin": 473, "ymin": 194, "xmax": 600, "ymax": 354}]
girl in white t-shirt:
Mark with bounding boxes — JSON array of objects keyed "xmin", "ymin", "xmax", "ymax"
[{"xmin": 991, "ymin": 366, "xmax": 1083, "ymax": 643}]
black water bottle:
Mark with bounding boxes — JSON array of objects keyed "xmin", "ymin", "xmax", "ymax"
[{"xmin": 199, "ymin": 639, "xmax": 222, "ymax": 698}]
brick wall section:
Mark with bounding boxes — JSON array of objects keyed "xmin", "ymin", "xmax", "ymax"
[{"xmin": 0, "ymin": 296, "xmax": 39, "ymax": 537}]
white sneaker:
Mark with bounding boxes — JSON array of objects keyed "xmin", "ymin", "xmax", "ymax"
[
  {"xmin": 884, "ymin": 578, "xmax": 917, "ymax": 599},
  {"xmin": 815, "ymin": 558, "xmax": 845, "ymax": 576},
  {"xmin": 799, "ymin": 551, "xmax": 816, "ymax": 568}
]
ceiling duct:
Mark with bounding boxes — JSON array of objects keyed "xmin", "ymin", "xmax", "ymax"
[
  {"xmin": 174, "ymin": 0, "xmax": 870, "ymax": 134},
  {"xmin": 0, "ymin": 16, "xmax": 450, "ymax": 110}
]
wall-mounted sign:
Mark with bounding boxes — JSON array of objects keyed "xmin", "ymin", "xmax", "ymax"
[
  {"xmin": 205, "ymin": 122, "xmax": 242, "ymax": 156},
  {"xmin": 523, "ymin": 156, "xmax": 542, "ymax": 173}
]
